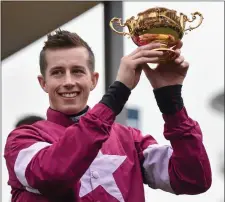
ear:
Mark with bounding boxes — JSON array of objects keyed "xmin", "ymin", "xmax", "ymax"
[
  {"xmin": 37, "ymin": 75, "xmax": 48, "ymax": 93},
  {"xmin": 90, "ymin": 72, "xmax": 99, "ymax": 91}
]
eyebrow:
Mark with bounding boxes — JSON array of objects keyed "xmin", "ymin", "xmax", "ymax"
[
  {"xmin": 49, "ymin": 66, "xmax": 64, "ymax": 72},
  {"xmin": 49, "ymin": 65, "xmax": 86, "ymax": 72},
  {"xmin": 71, "ymin": 65, "xmax": 86, "ymax": 70}
]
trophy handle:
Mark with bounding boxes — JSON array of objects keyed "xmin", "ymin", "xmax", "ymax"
[
  {"xmin": 109, "ymin": 17, "xmax": 130, "ymax": 36},
  {"xmin": 184, "ymin": 12, "xmax": 204, "ymax": 32}
]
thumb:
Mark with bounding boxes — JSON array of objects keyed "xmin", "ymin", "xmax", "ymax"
[
  {"xmin": 136, "ymin": 65, "xmax": 143, "ymax": 74},
  {"xmin": 142, "ymin": 63, "xmax": 154, "ymax": 77},
  {"xmin": 134, "ymin": 66, "xmax": 143, "ymax": 84}
]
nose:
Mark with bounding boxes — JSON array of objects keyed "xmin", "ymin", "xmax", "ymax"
[{"xmin": 63, "ymin": 73, "xmax": 75, "ymax": 89}]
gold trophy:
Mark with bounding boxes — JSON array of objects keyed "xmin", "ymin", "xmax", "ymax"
[{"xmin": 109, "ymin": 7, "xmax": 203, "ymax": 62}]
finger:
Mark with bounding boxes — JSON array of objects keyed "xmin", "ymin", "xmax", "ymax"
[
  {"xmin": 129, "ymin": 43, "xmax": 162, "ymax": 56},
  {"xmin": 144, "ymin": 42, "xmax": 163, "ymax": 50},
  {"xmin": 174, "ymin": 56, "xmax": 185, "ymax": 64},
  {"xmin": 171, "ymin": 49, "xmax": 181, "ymax": 60},
  {"xmin": 174, "ymin": 49, "xmax": 181, "ymax": 57},
  {"xmin": 131, "ymin": 50, "xmax": 163, "ymax": 60},
  {"xmin": 134, "ymin": 57, "xmax": 161, "ymax": 65},
  {"xmin": 173, "ymin": 40, "xmax": 183, "ymax": 50},
  {"xmin": 180, "ymin": 61, "xmax": 189, "ymax": 69}
]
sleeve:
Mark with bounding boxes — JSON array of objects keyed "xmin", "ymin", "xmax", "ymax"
[
  {"xmin": 131, "ymin": 107, "xmax": 212, "ymax": 195},
  {"xmin": 4, "ymin": 103, "xmax": 115, "ymax": 197}
]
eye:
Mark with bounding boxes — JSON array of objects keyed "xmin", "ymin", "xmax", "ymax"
[
  {"xmin": 72, "ymin": 69, "xmax": 84, "ymax": 74},
  {"xmin": 52, "ymin": 70, "xmax": 63, "ymax": 76}
]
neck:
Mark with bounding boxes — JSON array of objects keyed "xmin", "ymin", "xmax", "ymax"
[{"xmin": 68, "ymin": 106, "xmax": 89, "ymax": 122}]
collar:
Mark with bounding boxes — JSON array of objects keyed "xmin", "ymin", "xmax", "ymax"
[{"xmin": 46, "ymin": 106, "xmax": 89, "ymax": 127}]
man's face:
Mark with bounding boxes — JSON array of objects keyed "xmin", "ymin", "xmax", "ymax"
[{"xmin": 38, "ymin": 47, "xmax": 99, "ymax": 115}]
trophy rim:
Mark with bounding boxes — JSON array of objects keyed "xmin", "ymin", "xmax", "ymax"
[{"xmin": 137, "ymin": 7, "xmax": 176, "ymax": 16}]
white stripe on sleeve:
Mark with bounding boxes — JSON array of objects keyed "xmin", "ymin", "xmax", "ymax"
[
  {"xmin": 142, "ymin": 144, "xmax": 174, "ymax": 193},
  {"xmin": 14, "ymin": 142, "xmax": 51, "ymax": 194}
]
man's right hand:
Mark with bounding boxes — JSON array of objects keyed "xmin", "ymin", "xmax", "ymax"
[{"xmin": 116, "ymin": 43, "xmax": 163, "ymax": 90}]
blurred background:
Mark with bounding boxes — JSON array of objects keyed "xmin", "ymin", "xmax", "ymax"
[{"xmin": 1, "ymin": 1, "xmax": 224, "ymax": 202}]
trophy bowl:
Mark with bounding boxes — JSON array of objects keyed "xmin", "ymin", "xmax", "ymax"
[{"xmin": 109, "ymin": 7, "xmax": 203, "ymax": 62}]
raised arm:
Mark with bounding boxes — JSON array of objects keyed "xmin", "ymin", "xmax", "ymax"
[
  {"xmin": 135, "ymin": 85, "xmax": 211, "ymax": 195},
  {"xmin": 138, "ymin": 41, "xmax": 211, "ymax": 194}
]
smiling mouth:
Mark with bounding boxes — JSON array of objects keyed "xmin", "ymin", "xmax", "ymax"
[{"xmin": 58, "ymin": 92, "xmax": 79, "ymax": 98}]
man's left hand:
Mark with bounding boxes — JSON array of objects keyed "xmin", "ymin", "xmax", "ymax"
[{"xmin": 143, "ymin": 40, "xmax": 189, "ymax": 89}]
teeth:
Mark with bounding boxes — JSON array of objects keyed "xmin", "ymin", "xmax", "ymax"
[{"xmin": 60, "ymin": 93, "xmax": 77, "ymax": 98}]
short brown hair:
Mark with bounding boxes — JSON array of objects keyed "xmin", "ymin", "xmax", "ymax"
[{"xmin": 39, "ymin": 29, "xmax": 95, "ymax": 76}]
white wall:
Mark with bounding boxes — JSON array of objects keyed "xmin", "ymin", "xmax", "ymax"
[
  {"xmin": 123, "ymin": 2, "xmax": 224, "ymax": 202},
  {"xmin": 1, "ymin": 4, "xmax": 105, "ymax": 202}
]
